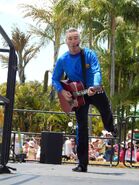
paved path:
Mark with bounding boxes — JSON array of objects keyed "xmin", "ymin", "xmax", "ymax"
[{"xmin": 0, "ymin": 162, "xmax": 139, "ymax": 185}]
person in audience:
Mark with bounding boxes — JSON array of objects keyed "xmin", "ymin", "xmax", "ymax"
[
  {"xmin": 22, "ymin": 141, "xmax": 29, "ymax": 158},
  {"xmin": 103, "ymin": 132, "xmax": 115, "ymax": 161},
  {"xmin": 125, "ymin": 139, "xmax": 137, "ymax": 163},
  {"xmin": 27, "ymin": 140, "xmax": 36, "ymax": 160},
  {"xmin": 88, "ymin": 139, "xmax": 99, "ymax": 161}
]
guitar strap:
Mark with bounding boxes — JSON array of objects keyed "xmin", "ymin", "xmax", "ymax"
[{"xmin": 80, "ymin": 48, "xmax": 86, "ymax": 88}]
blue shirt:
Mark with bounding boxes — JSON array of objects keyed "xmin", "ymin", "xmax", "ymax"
[{"xmin": 52, "ymin": 47, "xmax": 102, "ymax": 92}]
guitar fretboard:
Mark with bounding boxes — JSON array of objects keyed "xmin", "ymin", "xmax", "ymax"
[
  {"xmin": 73, "ymin": 89, "xmax": 88, "ymax": 97},
  {"xmin": 73, "ymin": 86, "xmax": 103, "ymax": 97}
]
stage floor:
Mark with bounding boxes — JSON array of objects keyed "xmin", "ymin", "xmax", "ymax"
[{"xmin": 0, "ymin": 162, "xmax": 139, "ymax": 185}]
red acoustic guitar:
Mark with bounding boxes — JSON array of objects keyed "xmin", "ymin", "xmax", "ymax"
[{"xmin": 58, "ymin": 80, "xmax": 103, "ymax": 113}]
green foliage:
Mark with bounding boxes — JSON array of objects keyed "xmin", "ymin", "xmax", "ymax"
[
  {"xmin": 92, "ymin": 116, "xmax": 104, "ymax": 136},
  {"xmin": 0, "ymin": 81, "xmax": 75, "ymax": 133},
  {"xmin": 15, "ymin": 81, "xmax": 44, "ymax": 110},
  {"xmin": 91, "ymin": 108, "xmax": 104, "ymax": 136},
  {"xmin": 47, "ymin": 113, "xmax": 71, "ymax": 133}
]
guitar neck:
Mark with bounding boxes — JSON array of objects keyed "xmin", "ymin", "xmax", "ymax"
[
  {"xmin": 73, "ymin": 89, "xmax": 88, "ymax": 97},
  {"xmin": 73, "ymin": 86, "xmax": 103, "ymax": 97}
]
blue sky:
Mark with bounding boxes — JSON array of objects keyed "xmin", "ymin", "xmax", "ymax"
[{"xmin": 0, "ymin": 0, "xmax": 67, "ymax": 84}]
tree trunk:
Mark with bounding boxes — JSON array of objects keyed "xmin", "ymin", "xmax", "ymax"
[{"xmin": 110, "ymin": 13, "xmax": 116, "ymax": 97}]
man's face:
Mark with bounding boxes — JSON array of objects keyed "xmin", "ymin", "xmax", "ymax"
[{"xmin": 66, "ymin": 31, "xmax": 80, "ymax": 53}]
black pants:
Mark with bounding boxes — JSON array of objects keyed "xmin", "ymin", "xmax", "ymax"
[{"xmin": 75, "ymin": 92, "xmax": 114, "ymax": 167}]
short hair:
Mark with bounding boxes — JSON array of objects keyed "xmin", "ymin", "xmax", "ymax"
[{"xmin": 66, "ymin": 27, "xmax": 79, "ymax": 34}]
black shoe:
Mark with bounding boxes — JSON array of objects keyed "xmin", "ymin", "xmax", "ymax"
[
  {"xmin": 72, "ymin": 165, "xmax": 87, "ymax": 172},
  {"xmin": 111, "ymin": 127, "xmax": 118, "ymax": 138}
]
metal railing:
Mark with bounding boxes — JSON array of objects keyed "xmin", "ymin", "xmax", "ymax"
[
  {"xmin": 10, "ymin": 109, "xmax": 139, "ymax": 168},
  {"xmin": 10, "ymin": 109, "xmax": 122, "ymax": 167},
  {"xmin": 0, "ymin": 25, "xmax": 17, "ymax": 173},
  {"xmin": 122, "ymin": 116, "xmax": 139, "ymax": 168}
]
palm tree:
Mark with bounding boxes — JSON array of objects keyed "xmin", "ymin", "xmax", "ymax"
[
  {"xmin": 13, "ymin": 27, "xmax": 41, "ymax": 84},
  {"xmin": 114, "ymin": 0, "xmax": 139, "ymax": 115},
  {"xmin": 89, "ymin": 0, "xmax": 134, "ymax": 98},
  {"xmin": 121, "ymin": 0, "xmax": 139, "ymax": 79},
  {"xmin": 20, "ymin": 0, "xmax": 74, "ymax": 69},
  {"xmin": 0, "ymin": 27, "xmax": 40, "ymax": 84}
]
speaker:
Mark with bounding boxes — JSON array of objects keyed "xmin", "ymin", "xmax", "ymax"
[{"xmin": 40, "ymin": 132, "xmax": 63, "ymax": 164}]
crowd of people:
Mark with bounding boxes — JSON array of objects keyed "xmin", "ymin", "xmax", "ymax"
[
  {"xmin": 62, "ymin": 131, "xmax": 117, "ymax": 162},
  {"xmin": 10, "ymin": 129, "xmax": 139, "ymax": 163},
  {"xmin": 120, "ymin": 130, "xmax": 139, "ymax": 163},
  {"xmin": 11, "ymin": 134, "xmax": 41, "ymax": 161},
  {"xmin": 62, "ymin": 130, "xmax": 139, "ymax": 163}
]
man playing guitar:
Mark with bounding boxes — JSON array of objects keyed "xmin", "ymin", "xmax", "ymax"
[{"xmin": 52, "ymin": 28, "xmax": 117, "ymax": 172}]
